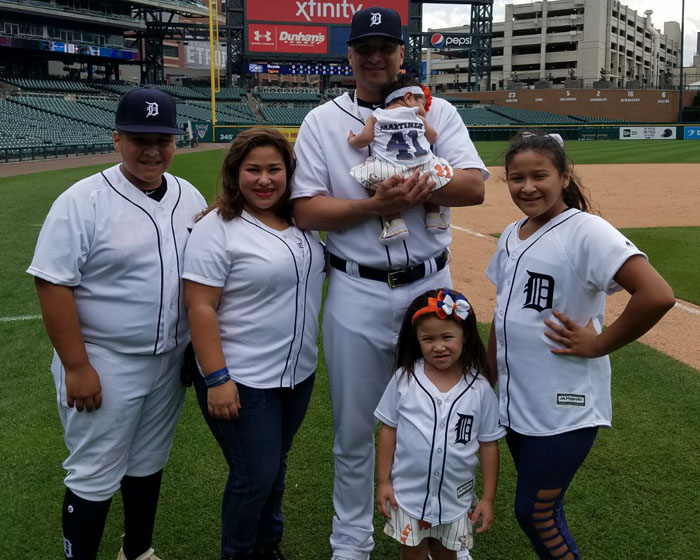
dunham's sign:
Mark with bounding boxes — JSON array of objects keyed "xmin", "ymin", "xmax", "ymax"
[
  {"xmin": 245, "ymin": 0, "xmax": 408, "ymax": 56},
  {"xmin": 248, "ymin": 24, "xmax": 328, "ymax": 53}
]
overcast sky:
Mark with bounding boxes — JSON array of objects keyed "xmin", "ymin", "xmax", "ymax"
[{"xmin": 422, "ymin": 0, "xmax": 699, "ymax": 64}]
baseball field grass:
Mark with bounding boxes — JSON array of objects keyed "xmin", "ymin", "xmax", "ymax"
[
  {"xmin": 620, "ymin": 227, "xmax": 700, "ymax": 305},
  {"xmin": 472, "ymin": 139, "xmax": 700, "ymax": 166},
  {"xmin": 1, "ymin": 142, "xmax": 699, "ymax": 559}
]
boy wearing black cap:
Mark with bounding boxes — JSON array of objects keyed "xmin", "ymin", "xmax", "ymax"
[
  {"xmin": 291, "ymin": 7, "xmax": 488, "ymax": 560},
  {"xmin": 27, "ymin": 88, "xmax": 206, "ymax": 560}
]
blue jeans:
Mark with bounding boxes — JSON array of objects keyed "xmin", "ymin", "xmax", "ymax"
[
  {"xmin": 194, "ymin": 373, "xmax": 315, "ymax": 557},
  {"xmin": 506, "ymin": 427, "xmax": 598, "ymax": 559}
]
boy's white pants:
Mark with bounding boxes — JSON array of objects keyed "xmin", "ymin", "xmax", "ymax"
[{"xmin": 52, "ymin": 342, "xmax": 186, "ymax": 501}]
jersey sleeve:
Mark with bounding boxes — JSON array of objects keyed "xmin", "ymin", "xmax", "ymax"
[
  {"xmin": 26, "ymin": 187, "xmax": 94, "ymax": 286},
  {"xmin": 430, "ymin": 99, "xmax": 489, "ymax": 180},
  {"xmin": 290, "ymin": 111, "xmax": 332, "ymax": 200},
  {"xmin": 182, "ymin": 211, "xmax": 232, "ymax": 288},
  {"xmin": 485, "ymin": 222, "xmax": 516, "ymax": 286},
  {"xmin": 477, "ymin": 379, "xmax": 506, "ymax": 442},
  {"xmin": 564, "ymin": 215, "xmax": 646, "ymax": 295},
  {"xmin": 178, "ymin": 177, "xmax": 207, "ymax": 210},
  {"xmin": 374, "ymin": 371, "xmax": 401, "ymax": 428}
]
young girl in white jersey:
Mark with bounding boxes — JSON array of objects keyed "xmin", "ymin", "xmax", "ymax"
[
  {"xmin": 487, "ymin": 131, "xmax": 675, "ymax": 559},
  {"xmin": 375, "ymin": 289, "xmax": 505, "ymax": 560},
  {"xmin": 348, "ymin": 75, "xmax": 454, "ymax": 244}
]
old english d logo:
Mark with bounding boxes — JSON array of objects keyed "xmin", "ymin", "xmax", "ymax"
[
  {"xmin": 523, "ymin": 270, "xmax": 554, "ymax": 312},
  {"xmin": 454, "ymin": 413, "xmax": 473, "ymax": 445},
  {"xmin": 145, "ymin": 101, "xmax": 159, "ymax": 118}
]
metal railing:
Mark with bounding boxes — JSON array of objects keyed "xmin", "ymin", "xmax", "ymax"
[{"xmin": 0, "ymin": 140, "xmax": 188, "ymax": 163}]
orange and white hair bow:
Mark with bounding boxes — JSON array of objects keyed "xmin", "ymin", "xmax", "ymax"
[{"xmin": 412, "ymin": 289, "xmax": 471, "ymax": 324}]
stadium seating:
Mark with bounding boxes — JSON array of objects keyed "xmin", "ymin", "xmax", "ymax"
[
  {"xmin": 150, "ymin": 84, "xmax": 209, "ymax": 100},
  {"xmin": 257, "ymin": 91, "xmax": 321, "ymax": 103},
  {"xmin": 458, "ymin": 107, "xmax": 515, "ymax": 125},
  {"xmin": 569, "ymin": 114, "xmax": 627, "ymax": 124},
  {"xmin": 97, "ymin": 83, "xmax": 141, "ymax": 95},
  {"xmin": 259, "ymin": 105, "xmax": 315, "ymax": 125},
  {"xmin": 191, "ymin": 86, "xmax": 246, "ymax": 101},
  {"xmin": 187, "ymin": 101, "xmax": 259, "ymax": 124},
  {"xmin": 436, "ymin": 95, "xmax": 474, "ymax": 106},
  {"xmin": 325, "ymin": 88, "xmax": 351, "ymax": 99},
  {"xmin": 0, "ymin": 98, "xmax": 112, "ymax": 147},
  {"xmin": 14, "ymin": 96, "xmax": 115, "ymax": 129},
  {"xmin": 486, "ymin": 105, "xmax": 581, "ymax": 124},
  {"xmin": 0, "ymin": 77, "xmax": 632, "ymax": 158},
  {"xmin": 4, "ymin": 78, "xmax": 101, "ymax": 93}
]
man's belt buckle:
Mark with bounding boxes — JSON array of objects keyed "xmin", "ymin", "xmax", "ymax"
[{"xmin": 387, "ymin": 269, "xmax": 409, "ymax": 289}]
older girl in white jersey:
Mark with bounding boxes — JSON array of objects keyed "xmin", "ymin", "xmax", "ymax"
[
  {"xmin": 375, "ymin": 289, "xmax": 504, "ymax": 560},
  {"xmin": 487, "ymin": 132, "xmax": 675, "ymax": 559}
]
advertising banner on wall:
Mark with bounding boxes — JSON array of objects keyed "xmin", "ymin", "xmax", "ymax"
[
  {"xmin": 247, "ymin": 0, "xmax": 408, "ymax": 25},
  {"xmin": 246, "ymin": 0, "xmax": 407, "ymax": 56},
  {"xmin": 185, "ymin": 41, "xmax": 226, "ymax": 69},
  {"xmin": 683, "ymin": 126, "xmax": 700, "ymax": 140},
  {"xmin": 248, "ymin": 23, "xmax": 328, "ymax": 53},
  {"xmin": 619, "ymin": 126, "xmax": 676, "ymax": 140}
]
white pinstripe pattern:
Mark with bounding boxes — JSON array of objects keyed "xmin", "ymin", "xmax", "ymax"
[
  {"xmin": 350, "ymin": 156, "xmax": 454, "ymax": 191},
  {"xmin": 383, "ymin": 505, "xmax": 474, "ymax": 551}
]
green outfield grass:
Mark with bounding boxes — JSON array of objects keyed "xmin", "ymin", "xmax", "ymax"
[
  {"xmin": 472, "ymin": 140, "xmax": 700, "ymax": 167},
  {"xmin": 621, "ymin": 227, "xmax": 700, "ymax": 306},
  {"xmin": 1, "ymin": 146, "xmax": 698, "ymax": 559}
]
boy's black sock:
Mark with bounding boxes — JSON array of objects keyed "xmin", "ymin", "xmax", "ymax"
[
  {"xmin": 121, "ymin": 470, "xmax": 163, "ymax": 559},
  {"xmin": 62, "ymin": 488, "xmax": 112, "ymax": 560}
]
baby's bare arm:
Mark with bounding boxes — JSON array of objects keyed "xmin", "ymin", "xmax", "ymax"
[
  {"xmin": 348, "ymin": 116, "xmax": 376, "ymax": 148},
  {"xmin": 419, "ymin": 115, "xmax": 438, "ymax": 144}
]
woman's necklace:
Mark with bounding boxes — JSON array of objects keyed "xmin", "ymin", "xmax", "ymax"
[{"xmin": 353, "ymin": 90, "xmax": 365, "ymax": 124}]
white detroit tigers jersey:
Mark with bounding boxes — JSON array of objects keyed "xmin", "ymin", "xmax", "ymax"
[
  {"xmin": 27, "ymin": 164, "xmax": 206, "ymax": 355},
  {"xmin": 182, "ymin": 210, "xmax": 325, "ymax": 389},
  {"xmin": 292, "ymin": 93, "xmax": 488, "ymax": 268},
  {"xmin": 375, "ymin": 361, "xmax": 505, "ymax": 525},
  {"xmin": 486, "ymin": 209, "xmax": 645, "ymax": 436}
]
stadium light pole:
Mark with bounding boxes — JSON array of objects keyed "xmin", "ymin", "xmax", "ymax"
[{"xmin": 677, "ymin": 0, "xmax": 685, "ymax": 122}]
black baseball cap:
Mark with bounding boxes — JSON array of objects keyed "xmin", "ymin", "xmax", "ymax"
[
  {"xmin": 347, "ymin": 7, "xmax": 404, "ymax": 45},
  {"xmin": 115, "ymin": 87, "xmax": 183, "ymax": 135}
]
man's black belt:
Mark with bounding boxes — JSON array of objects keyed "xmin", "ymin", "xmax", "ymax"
[{"xmin": 329, "ymin": 252, "xmax": 448, "ymax": 289}]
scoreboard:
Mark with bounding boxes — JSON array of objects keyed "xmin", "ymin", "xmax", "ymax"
[{"xmin": 247, "ymin": 62, "xmax": 353, "ymax": 75}]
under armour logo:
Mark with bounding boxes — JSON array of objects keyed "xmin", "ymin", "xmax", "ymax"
[
  {"xmin": 145, "ymin": 101, "xmax": 159, "ymax": 118},
  {"xmin": 522, "ymin": 270, "xmax": 555, "ymax": 312},
  {"xmin": 254, "ymin": 30, "xmax": 272, "ymax": 41},
  {"xmin": 454, "ymin": 413, "xmax": 473, "ymax": 445},
  {"xmin": 369, "ymin": 12, "xmax": 382, "ymax": 26}
]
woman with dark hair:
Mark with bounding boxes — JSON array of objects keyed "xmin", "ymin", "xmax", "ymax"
[{"xmin": 183, "ymin": 127, "xmax": 325, "ymax": 560}]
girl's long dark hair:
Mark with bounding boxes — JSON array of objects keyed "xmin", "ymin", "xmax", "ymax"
[
  {"xmin": 504, "ymin": 130, "xmax": 596, "ymax": 214},
  {"xmin": 395, "ymin": 289, "xmax": 495, "ymax": 386},
  {"xmin": 198, "ymin": 126, "xmax": 295, "ymax": 223}
]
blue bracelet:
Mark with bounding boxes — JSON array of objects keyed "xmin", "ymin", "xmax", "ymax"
[
  {"xmin": 206, "ymin": 374, "xmax": 231, "ymax": 388},
  {"xmin": 202, "ymin": 367, "xmax": 230, "ymax": 388}
]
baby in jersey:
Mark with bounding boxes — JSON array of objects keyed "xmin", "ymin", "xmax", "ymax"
[{"xmin": 349, "ymin": 75, "xmax": 454, "ymax": 244}]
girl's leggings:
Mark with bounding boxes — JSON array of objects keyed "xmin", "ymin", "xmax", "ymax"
[{"xmin": 506, "ymin": 427, "xmax": 598, "ymax": 559}]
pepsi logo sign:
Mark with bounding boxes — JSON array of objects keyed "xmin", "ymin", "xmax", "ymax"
[{"xmin": 429, "ymin": 34, "xmax": 473, "ymax": 48}]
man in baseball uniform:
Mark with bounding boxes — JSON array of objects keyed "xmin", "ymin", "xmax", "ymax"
[
  {"xmin": 27, "ymin": 88, "xmax": 206, "ymax": 560},
  {"xmin": 291, "ymin": 7, "xmax": 489, "ymax": 560}
]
